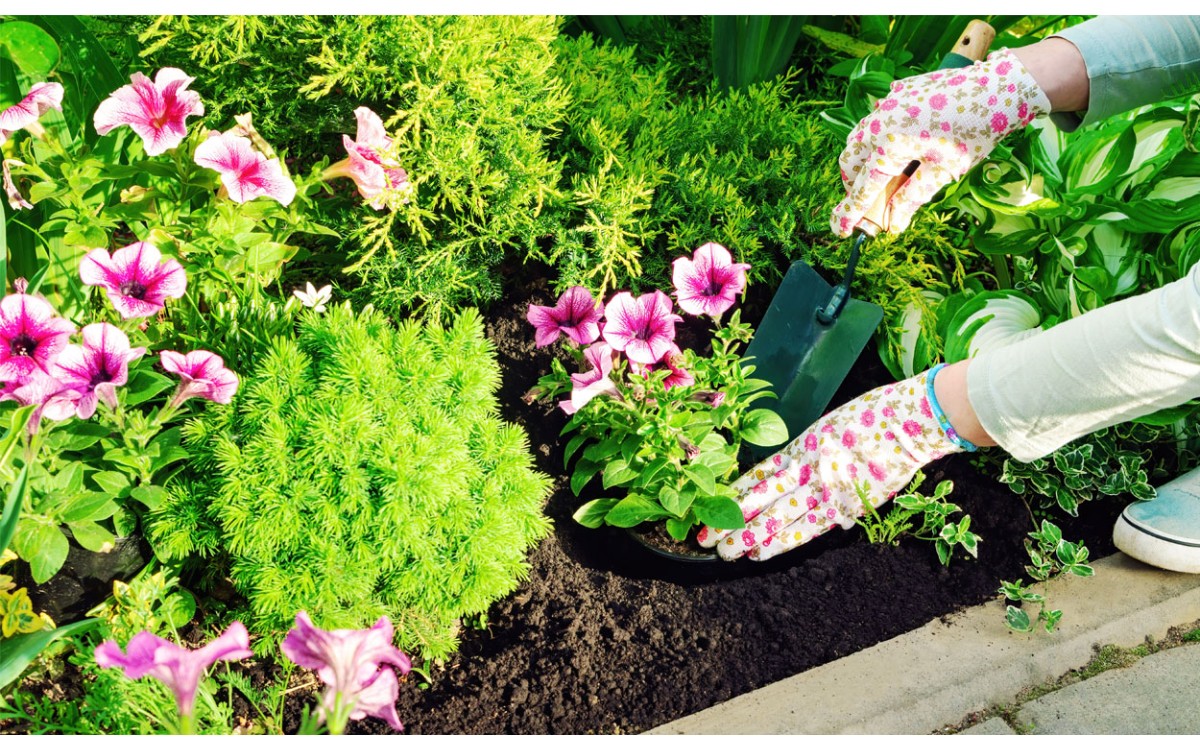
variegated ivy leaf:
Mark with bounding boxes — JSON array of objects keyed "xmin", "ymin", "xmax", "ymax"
[{"xmin": 944, "ymin": 290, "xmax": 1044, "ymax": 363}]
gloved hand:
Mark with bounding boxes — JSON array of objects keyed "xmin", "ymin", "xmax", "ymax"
[
  {"xmin": 698, "ymin": 367, "xmax": 970, "ymax": 561},
  {"xmin": 831, "ymin": 49, "xmax": 1051, "ymax": 237}
]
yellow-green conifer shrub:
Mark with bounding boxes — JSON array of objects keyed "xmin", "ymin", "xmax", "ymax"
[{"xmin": 149, "ymin": 305, "xmax": 552, "ymax": 660}]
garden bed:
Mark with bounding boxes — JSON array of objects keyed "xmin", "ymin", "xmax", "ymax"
[{"xmin": 373, "ymin": 265, "xmax": 1123, "ymax": 735}]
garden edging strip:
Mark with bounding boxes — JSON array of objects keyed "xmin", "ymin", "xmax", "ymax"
[{"xmin": 648, "ymin": 552, "xmax": 1200, "ymax": 735}]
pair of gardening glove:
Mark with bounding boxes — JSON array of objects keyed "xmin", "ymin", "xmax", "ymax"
[{"xmin": 700, "ymin": 51, "xmax": 1053, "ymax": 561}]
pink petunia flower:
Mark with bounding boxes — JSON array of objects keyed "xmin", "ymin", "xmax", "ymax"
[
  {"xmin": 323, "ymin": 106, "xmax": 411, "ymax": 211},
  {"xmin": 602, "ymin": 290, "xmax": 681, "ymax": 365},
  {"xmin": 526, "ymin": 286, "xmax": 601, "ymax": 348},
  {"xmin": 51, "ymin": 323, "xmax": 146, "ymax": 419},
  {"xmin": 193, "ymin": 132, "xmax": 296, "ymax": 206},
  {"xmin": 79, "ymin": 242, "xmax": 187, "ymax": 319},
  {"xmin": 632, "ymin": 344, "xmax": 694, "ymax": 390},
  {"xmin": 560, "ymin": 342, "xmax": 620, "ymax": 415},
  {"xmin": 3, "ymin": 159, "xmax": 32, "ymax": 211},
  {"xmin": 160, "ymin": 350, "xmax": 239, "ymax": 409},
  {"xmin": 281, "ymin": 611, "xmax": 411, "ymax": 734},
  {"xmin": 0, "ymin": 82, "xmax": 63, "ymax": 144},
  {"xmin": 0, "ymin": 293, "xmax": 76, "ymax": 381},
  {"xmin": 93, "ymin": 68, "xmax": 204, "ymax": 156},
  {"xmin": 95, "ymin": 622, "xmax": 251, "ymax": 719},
  {"xmin": 0, "ymin": 370, "xmax": 81, "ymax": 431},
  {"xmin": 672, "ymin": 243, "xmax": 751, "ymax": 319}
]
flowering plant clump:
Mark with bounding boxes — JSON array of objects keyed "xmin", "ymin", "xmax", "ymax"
[{"xmin": 528, "ymin": 243, "xmax": 787, "ymax": 540}]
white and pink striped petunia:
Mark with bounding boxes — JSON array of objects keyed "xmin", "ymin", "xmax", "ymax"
[
  {"xmin": 560, "ymin": 342, "xmax": 620, "ymax": 415},
  {"xmin": 324, "ymin": 106, "xmax": 411, "ymax": 211},
  {"xmin": 93, "ymin": 68, "xmax": 204, "ymax": 156},
  {"xmin": 672, "ymin": 242, "xmax": 750, "ymax": 319},
  {"xmin": 0, "ymin": 82, "xmax": 63, "ymax": 144},
  {"xmin": 160, "ymin": 349, "xmax": 239, "ymax": 408},
  {"xmin": 601, "ymin": 290, "xmax": 682, "ymax": 365},
  {"xmin": 193, "ymin": 132, "xmax": 296, "ymax": 206},
  {"xmin": 79, "ymin": 242, "xmax": 187, "ymax": 320},
  {"xmin": 51, "ymin": 323, "xmax": 146, "ymax": 419}
]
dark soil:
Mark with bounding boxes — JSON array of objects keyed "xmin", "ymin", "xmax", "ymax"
[{"xmin": 376, "ymin": 262, "xmax": 1122, "ymax": 735}]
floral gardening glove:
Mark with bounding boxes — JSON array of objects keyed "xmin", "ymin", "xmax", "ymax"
[
  {"xmin": 697, "ymin": 367, "xmax": 970, "ymax": 561},
  {"xmin": 831, "ymin": 49, "xmax": 1051, "ymax": 237}
]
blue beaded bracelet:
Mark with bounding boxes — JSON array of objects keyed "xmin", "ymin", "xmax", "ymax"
[{"xmin": 926, "ymin": 363, "xmax": 979, "ymax": 452}]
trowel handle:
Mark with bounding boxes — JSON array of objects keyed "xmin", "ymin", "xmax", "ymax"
[{"xmin": 854, "ymin": 20, "xmax": 996, "ymax": 237}]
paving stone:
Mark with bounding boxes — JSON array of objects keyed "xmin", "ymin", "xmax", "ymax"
[
  {"xmin": 959, "ymin": 717, "xmax": 1016, "ymax": 735},
  {"xmin": 1017, "ymin": 643, "xmax": 1200, "ymax": 734}
]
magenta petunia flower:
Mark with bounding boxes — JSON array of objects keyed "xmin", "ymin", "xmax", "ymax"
[
  {"xmin": 0, "ymin": 82, "xmax": 63, "ymax": 144},
  {"xmin": 323, "ymin": 107, "xmax": 411, "ymax": 211},
  {"xmin": 560, "ymin": 342, "xmax": 620, "ymax": 415},
  {"xmin": 634, "ymin": 344, "xmax": 694, "ymax": 390},
  {"xmin": 160, "ymin": 350, "xmax": 239, "ymax": 409},
  {"xmin": 193, "ymin": 132, "xmax": 296, "ymax": 206},
  {"xmin": 526, "ymin": 286, "xmax": 601, "ymax": 348},
  {"xmin": 3, "ymin": 159, "xmax": 32, "ymax": 211},
  {"xmin": 94, "ymin": 68, "xmax": 204, "ymax": 156},
  {"xmin": 0, "ymin": 293, "xmax": 76, "ymax": 382},
  {"xmin": 51, "ymin": 323, "xmax": 146, "ymax": 419},
  {"xmin": 672, "ymin": 243, "xmax": 750, "ymax": 319},
  {"xmin": 0, "ymin": 370, "xmax": 81, "ymax": 430},
  {"xmin": 601, "ymin": 290, "xmax": 682, "ymax": 365},
  {"xmin": 281, "ymin": 611, "xmax": 411, "ymax": 733},
  {"xmin": 94, "ymin": 622, "xmax": 252, "ymax": 718},
  {"xmin": 79, "ymin": 242, "xmax": 187, "ymax": 319}
]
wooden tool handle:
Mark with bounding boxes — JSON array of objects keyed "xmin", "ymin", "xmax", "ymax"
[
  {"xmin": 955, "ymin": 19, "xmax": 996, "ymax": 61},
  {"xmin": 855, "ymin": 20, "xmax": 996, "ymax": 236}
]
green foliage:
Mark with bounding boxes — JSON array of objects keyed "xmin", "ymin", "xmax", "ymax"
[
  {"xmin": 855, "ymin": 470, "xmax": 980, "ymax": 565},
  {"xmin": 149, "ymin": 304, "xmax": 552, "ymax": 660},
  {"xmin": 987, "ymin": 424, "xmax": 1165, "ymax": 517},
  {"xmin": 137, "ymin": 15, "xmax": 568, "ymax": 318},
  {"xmin": 1000, "ymin": 520, "xmax": 1094, "ymax": 634}
]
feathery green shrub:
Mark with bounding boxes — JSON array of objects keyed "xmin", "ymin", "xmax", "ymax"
[
  {"xmin": 149, "ymin": 304, "xmax": 553, "ymax": 660},
  {"xmin": 134, "ymin": 15, "xmax": 568, "ymax": 317}
]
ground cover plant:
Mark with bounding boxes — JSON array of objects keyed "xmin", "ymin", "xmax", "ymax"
[{"xmin": 2, "ymin": 12, "xmax": 1193, "ymax": 736}]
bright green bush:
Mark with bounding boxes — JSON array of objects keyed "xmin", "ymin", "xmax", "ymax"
[
  {"xmin": 149, "ymin": 304, "xmax": 552, "ymax": 660},
  {"xmin": 135, "ymin": 15, "xmax": 568, "ymax": 317}
]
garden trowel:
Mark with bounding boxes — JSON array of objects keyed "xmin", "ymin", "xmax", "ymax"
[{"xmin": 744, "ymin": 21, "xmax": 995, "ymax": 452}]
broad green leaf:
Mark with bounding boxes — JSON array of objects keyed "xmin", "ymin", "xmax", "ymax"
[
  {"xmin": 570, "ymin": 458, "xmax": 601, "ymax": 496},
  {"xmin": 739, "ymin": 408, "xmax": 788, "ymax": 447},
  {"xmin": 0, "ymin": 21, "xmax": 60, "ymax": 80},
  {"xmin": 563, "ymin": 434, "xmax": 588, "ymax": 468},
  {"xmin": 12, "ymin": 517, "xmax": 69, "ymax": 583},
  {"xmin": 0, "ymin": 618, "xmax": 97, "ymax": 690},
  {"xmin": 694, "ymin": 448, "xmax": 735, "ymax": 478},
  {"xmin": 665, "ymin": 517, "xmax": 694, "ymax": 542},
  {"xmin": 90, "ymin": 470, "xmax": 130, "ymax": 496},
  {"xmin": 66, "ymin": 520, "xmax": 114, "ymax": 552},
  {"xmin": 684, "ymin": 464, "xmax": 717, "ymax": 496},
  {"xmin": 602, "ymin": 459, "xmax": 638, "ymax": 490},
  {"xmin": 130, "ymin": 484, "xmax": 167, "ymax": 511},
  {"xmin": 659, "ymin": 485, "xmax": 691, "ymax": 517},
  {"xmin": 604, "ymin": 495, "xmax": 669, "ymax": 528},
  {"xmin": 692, "ymin": 495, "xmax": 745, "ymax": 530},
  {"xmin": 572, "ymin": 498, "xmax": 618, "ymax": 528},
  {"xmin": 59, "ymin": 491, "xmax": 118, "ymax": 523},
  {"xmin": 123, "ymin": 368, "xmax": 173, "ymax": 407},
  {"xmin": 160, "ymin": 589, "xmax": 197, "ymax": 629}
]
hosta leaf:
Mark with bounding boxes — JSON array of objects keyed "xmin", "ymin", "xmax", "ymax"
[{"xmin": 944, "ymin": 290, "xmax": 1044, "ymax": 363}]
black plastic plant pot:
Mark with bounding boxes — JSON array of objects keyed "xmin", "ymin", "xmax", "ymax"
[
  {"xmin": 625, "ymin": 525, "xmax": 721, "ymax": 564},
  {"xmin": 13, "ymin": 530, "xmax": 151, "ymax": 624}
]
